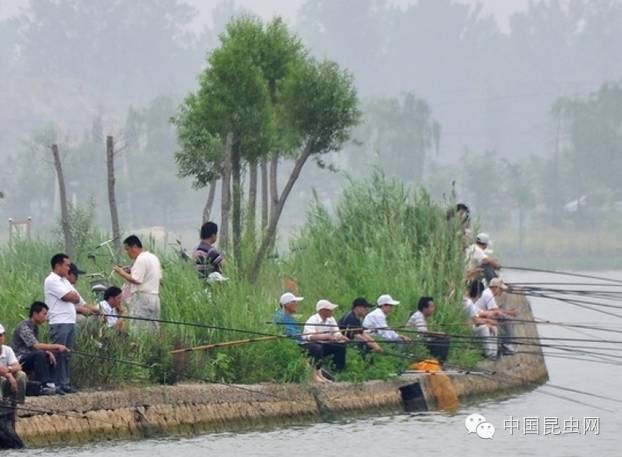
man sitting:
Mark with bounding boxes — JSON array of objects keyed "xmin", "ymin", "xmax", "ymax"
[
  {"xmin": 406, "ymin": 296, "xmax": 450, "ymax": 362},
  {"xmin": 465, "ymin": 233, "xmax": 501, "ymax": 282},
  {"xmin": 475, "ymin": 278, "xmax": 518, "ymax": 355},
  {"xmin": 98, "ymin": 286, "xmax": 127, "ymax": 334},
  {"xmin": 464, "ymin": 281, "xmax": 498, "ymax": 359},
  {"xmin": 302, "ymin": 300, "xmax": 349, "ymax": 379},
  {"xmin": 0, "ymin": 324, "xmax": 27, "ymax": 404},
  {"xmin": 363, "ymin": 294, "xmax": 411, "ymax": 342},
  {"xmin": 338, "ymin": 298, "xmax": 382, "ymax": 353},
  {"xmin": 11, "ymin": 302, "xmax": 68, "ymax": 395}
]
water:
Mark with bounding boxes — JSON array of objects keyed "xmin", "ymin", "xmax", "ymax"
[{"xmin": 7, "ymin": 272, "xmax": 622, "ymax": 457}]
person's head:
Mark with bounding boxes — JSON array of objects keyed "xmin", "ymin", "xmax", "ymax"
[
  {"xmin": 351, "ymin": 297, "xmax": 371, "ymax": 318},
  {"xmin": 316, "ymin": 299, "xmax": 338, "ymax": 319},
  {"xmin": 476, "ymin": 233, "xmax": 490, "ymax": 249},
  {"xmin": 123, "ymin": 235, "xmax": 143, "ymax": 259},
  {"xmin": 489, "ymin": 278, "xmax": 508, "ymax": 297},
  {"xmin": 0, "ymin": 324, "xmax": 5, "ymax": 343},
  {"xmin": 468, "ymin": 280, "xmax": 485, "ymax": 300},
  {"xmin": 51, "ymin": 253, "xmax": 71, "ymax": 277},
  {"xmin": 104, "ymin": 286, "xmax": 123, "ymax": 309},
  {"xmin": 67, "ymin": 263, "xmax": 85, "ymax": 285},
  {"xmin": 377, "ymin": 294, "xmax": 400, "ymax": 315},
  {"xmin": 417, "ymin": 296, "xmax": 435, "ymax": 317},
  {"xmin": 200, "ymin": 222, "xmax": 218, "ymax": 243},
  {"xmin": 457, "ymin": 203, "xmax": 470, "ymax": 221},
  {"xmin": 279, "ymin": 292, "xmax": 303, "ymax": 314},
  {"xmin": 29, "ymin": 301, "xmax": 49, "ymax": 325}
]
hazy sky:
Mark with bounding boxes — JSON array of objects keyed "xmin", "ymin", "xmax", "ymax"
[{"xmin": 1, "ymin": 0, "xmax": 532, "ymax": 30}]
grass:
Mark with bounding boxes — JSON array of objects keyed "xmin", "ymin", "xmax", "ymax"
[{"xmin": 0, "ymin": 171, "xmax": 481, "ymax": 388}]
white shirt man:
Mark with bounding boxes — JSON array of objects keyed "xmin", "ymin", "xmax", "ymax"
[
  {"xmin": 363, "ymin": 294, "xmax": 410, "ymax": 341},
  {"xmin": 128, "ymin": 251, "xmax": 162, "ymax": 296},
  {"xmin": 302, "ymin": 300, "xmax": 345, "ymax": 342},
  {"xmin": 44, "ymin": 271, "xmax": 77, "ymax": 325}
]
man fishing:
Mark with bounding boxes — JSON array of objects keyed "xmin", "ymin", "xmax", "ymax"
[
  {"xmin": 11, "ymin": 302, "xmax": 68, "ymax": 395},
  {"xmin": 114, "ymin": 235, "xmax": 162, "ymax": 331},
  {"xmin": 475, "ymin": 278, "xmax": 518, "ymax": 356},
  {"xmin": 406, "ymin": 296, "xmax": 450, "ymax": 362},
  {"xmin": 338, "ymin": 298, "xmax": 382, "ymax": 353},
  {"xmin": 67, "ymin": 263, "xmax": 100, "ymax": 319},
  {"xmin": 465, "ymin": 232, "xmax": 501, "ymax": 283},
  {"xmin": 363, "ymin": 294, "xmax": 412, "ymax": 342},
  {"xmin": 0, "ymin": 324, "xmax": 27, "ymax": 405},
  {"xmin": 97, "ymin": 286, "xmax": 127, "ymax": 334},
  {"xmin": 44, "ymin": 253, "xmax": 81, "ymax": 394}
]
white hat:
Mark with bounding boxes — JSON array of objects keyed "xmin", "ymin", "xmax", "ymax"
[
  {"xmin": 476, "ymin": 233, "xmax": 491, "ymax": 246},
  {"xmin": 207, "ymin": 272, "xmax": 229, "ymax": 283},
  {"xmin": 280, "ymin": 292, "xmax": 304, "ymax": 306},
  {"xmin": 377, "ymin": 294, "xmax": 400, "ymax": 306},
  {"xmin": 316, "ymin": 299, "xmax": 338, "ymax": 311},
  {"xmin": 0, "ymin": 324, "xmax": 4, "ymax": 334},
  {"xmin": 489, "ymin": 278, "xmax": 508, "ymax": 290}
]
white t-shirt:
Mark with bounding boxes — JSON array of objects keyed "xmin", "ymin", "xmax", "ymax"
[
  {"xmin": 129, "ymin": 251, "xmax": 162, "ymax": 296},
  {"xmin": 475, "ymin": 288, "xmax": 498, "ymax": 312},
  {"xmin": 98, "ymin": 300, "xmax": 118, "ymax": 328},
  {"xmin": 302, "ymin": 313, "xmax": 341, "ymax": 341},
  {"xmin": 363, "ymin": 308, "xmax": 401, "ymax": 341},
  {"xmin": 463, "ymin": 297, "xmax": 478, "ymax": 320},
  {"xmin": 44, "ymin": 272, "xmax": 77, "ymax": 325},
  {"xmin": 407, "ymin": 310, "xmax": 428, "ymax": 332},
  {"xmin": 0, "ymin": 345, "xmax": 18, "ymax": 369}
]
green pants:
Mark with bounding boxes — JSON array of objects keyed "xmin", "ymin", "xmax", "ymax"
[{"xmin": 1, "ymin": 371, "xmax": 27, "ymax": 404}]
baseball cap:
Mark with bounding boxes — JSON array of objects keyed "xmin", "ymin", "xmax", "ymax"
[
  {"xmin": 207, "ymin": 272, "xmax": 229, "ymax": 283},
  {"xmin": 489, "ymin": 278, "xmax": 508, "ymax": 290},
  {"xmin": 316, "ymin": 299, "xmax": 338, "ymax": 311},
  {"xmin": 352, "ymin": 297, "xmax": 371, "ymax": 308},
  {"xmin": 0, "ymin": 324, "xmax": 5, "ymax": 334},
  {"xmin": 279, "ymin": 292, "xmax": 304, "ymax": 306},
  {"xmin": 377, "ymin": 294, "xmax": 400, "ymax": 306},
  {"xmin": 476, "ymin": 233, "xmax": 491, "ymax": 246},
  {"xmin": 69, "ymin": 263, "xmax": 86, "ymax": 276}
]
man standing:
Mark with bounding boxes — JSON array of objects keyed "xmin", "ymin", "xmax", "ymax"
[
  {"xmin": 0, "ymin": 324, "xmax": 27, "ymax": 404},
  {"xmin": 11, "ymin": 302, "xmax": 68, "ymax": 395},
  {"xmin": 193, "ymin": 222, "xmax": 225, "ymax": 279},
  {"xmin": 363, "ymin": 294, "xmax": 411, "ymax": 342},
  {"xmin": 338, "ymin": 298, "xmax": 382, "ymax": 353},
  {"xmin": 44, "ymin": 253, "xmax": 81, "ymax": 394},
  {"xmin": 114, "ymin": 235, "xmax": 162, "ymax": 330},
  {"xmin": 67, "ymin": 263, "xmax": 100, "ymax": 318},
  {"xmin": 407, "ymin": 297, "xmax": 450, "ymax": 362}
]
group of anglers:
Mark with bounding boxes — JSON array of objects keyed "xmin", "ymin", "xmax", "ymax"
[{"xmin": 0, "ymin": 210, "xmax": 516, "ymax": 404}]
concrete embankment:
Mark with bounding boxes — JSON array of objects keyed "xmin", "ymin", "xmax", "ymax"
[{"xmin": 15, "ymin": 293, "xmax": 547, "ymax": 447}]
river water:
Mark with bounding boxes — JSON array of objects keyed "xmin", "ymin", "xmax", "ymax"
[{"xmin": 6, "ymin": 272, "xmax": 622, "ymax": 457}]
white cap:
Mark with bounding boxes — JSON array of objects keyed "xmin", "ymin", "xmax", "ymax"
[
  {"xmin": 489, "ymin": 278, "xmax": 508, "ymax": 290},
  {"xmin": 377, "ymin": 294, "xmax": 400, "ymax": 306},
  {"xmin": 316, "ymin": 299, "xmax": 338, "ymax": 311},
  {"xmin": 0, "ymin": 324, "xmax": 4, "ymax": 334},
  {"xmin": 207, "ymin": 272, "xmax": 229, "ymax": 283},
  {"xmin": 280, "ymin": 292, "xmax": 304, "ymax": 306},
  {"xmin": 476, "ymin": 233, "xmax": 491, "ymax": 246}
]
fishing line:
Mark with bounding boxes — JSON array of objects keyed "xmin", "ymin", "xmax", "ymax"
[{"xmin": 502, "ymin": 266, "xmax": 622, "ymax": 285}]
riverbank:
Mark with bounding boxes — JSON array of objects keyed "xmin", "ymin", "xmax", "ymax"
[{"xmin": 13, "ymin": 293, "xmax": 548, "ymax": 448}]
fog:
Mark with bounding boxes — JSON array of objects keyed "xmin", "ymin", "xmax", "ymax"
[{"xmin": 1, "ymin": 0, "xmax": 621, "ymax": 267}]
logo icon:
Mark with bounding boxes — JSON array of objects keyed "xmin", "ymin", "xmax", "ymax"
[{"xmin": 465, "ymin": 413, "xmax": 496, "ymax": 439}]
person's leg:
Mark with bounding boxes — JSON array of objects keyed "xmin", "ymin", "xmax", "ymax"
[
  {"xmin": 13, "ymin": 372, "xmax": 26, "ymax": 404},
  {"xmin": 65, "ymin": 324, "xmax": 76, "ymax": 388},
  {"xmin": 21, "ymin": 351, "xmax": 54, "ymax": 385},
  {"xmin": 322, "ymin": 342, "xmax": 347, "ymax": 372},
  {"xmin": 474, "ymin": 325, "xmax": 497, "ymax": 358},
  {"xmin": 426, "ymin": 336, "xmax": 450, "ymax": 363},
  {"xmin": 301, "ymin": 343, "xmax": 324, "ymax": 369},
  {"xmin": 49, "ymin": 324, "xmax": 65, "ymax": 387}
]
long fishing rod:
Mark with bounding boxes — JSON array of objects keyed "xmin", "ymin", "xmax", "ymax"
[
  {"xmin": 72, "ymin": 350, "xmax": 157, "ymax": 369},
  {"xmin": 502, "ymin": 266, "xmax": 622, "ymax": 285}
]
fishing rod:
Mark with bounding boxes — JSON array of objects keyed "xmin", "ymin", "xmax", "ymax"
[
  {"xmin": 502, "ymin": 266, "xmax": 622, "ymax": 285},
  {"xmin": 72, "ymin": 350, "xmax": 157, "ymax": 369}
]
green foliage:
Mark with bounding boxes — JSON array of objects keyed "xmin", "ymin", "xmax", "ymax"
[{"xmin": 0, "ymin": 173, "xmax": 477, "ymax": 387}]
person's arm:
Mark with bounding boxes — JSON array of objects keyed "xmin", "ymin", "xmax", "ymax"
[
  {"xmin": 60, "ymin": 290, "xmax": 81, "ymax": 304},
  {"xmin": 113, "ymin": 266, "xmax": 141, "ymax": 284},
  {"xmin": 481, "ymin": 256, "xmax": 501, "ymax": 270},
  {"xmin": 33, "ymin": 342, "xmax": 69, "ymax": 352}
]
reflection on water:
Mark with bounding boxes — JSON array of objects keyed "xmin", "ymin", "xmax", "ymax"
[{"xmin": 6, "ymin": 272, "xmax": 622, "ymax": 457}]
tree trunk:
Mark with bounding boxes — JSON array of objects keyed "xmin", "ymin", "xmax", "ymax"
[
  {"xmin": 269, "ymin": 156, "xmax": 279, "ymax": 222},
  {"xmin": 250, "ymin": 145, "xmax": 312, "ymax": 282},
  {"xmin": 260, "ymin": 159, "xmax": 268, "ymax": 229},
  {"xmin": 230, "ymin": 138, "xmax": 242, "ymax": 265},
  {"xmin": 220, "ymin": 133, "xmax": 233, "ymax": 251},
  {"xmin": 247, "ymin": 160, "xmax": 258, "ymax": 248},
  {"xmin": 202, "ymin": 178, "xmax": 217, "ymax": 223},
  {"xmin": 51, "ymin": 144, "xmax": 74, "ymax": 258},
  {"xmin": 106, "ymin": 136, "xmax": 122, "ymax": 254}
]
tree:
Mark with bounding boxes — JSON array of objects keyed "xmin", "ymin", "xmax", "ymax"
[{"xmin": 51, "ymin": 144, "xmax": 74, "ymax": 258}]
